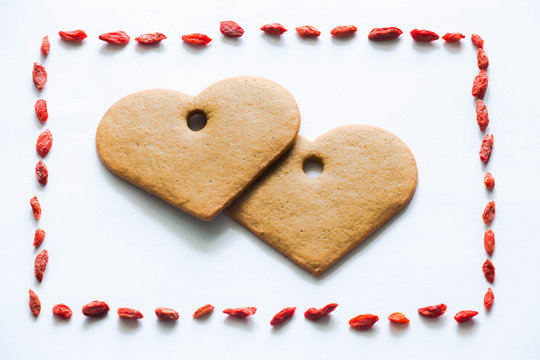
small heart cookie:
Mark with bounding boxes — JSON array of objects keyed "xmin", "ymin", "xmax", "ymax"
[
  {"xmin": 227, "ymin": 125, "xmax": 417, "ymax": 276},
  {"xmin": 96, "ymin": 76, "xmax": 300, "ymax": 220}
]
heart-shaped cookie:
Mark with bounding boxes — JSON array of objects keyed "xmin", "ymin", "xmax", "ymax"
[
  {"xmin": 96, "ymin": 76, "xmax": 300, "ymax": 220},
  {"xmin": 227, "ymin": 125, "xmax": 417, "ymax": 276}
]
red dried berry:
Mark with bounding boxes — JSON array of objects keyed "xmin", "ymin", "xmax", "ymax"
[
  {"xmin": 304, "ymin": 303, "xmax": 338, "ymax": 321},
  {"xmin": 99, "ymin": 31, "xmax": 130, "ymax": 44},
  {"xmin": 30, "ymin": 196, "xmax": 41, "ymax": 220},
  {"xmin": 484, "ymin": 173, "xmax": 495, "ymax": 190},
  {"xmin": 483, "ymin": 259, "xmax": 495, "ymax": 283},
  {"xmin": 29, "ymin": 289, "xmax": 41, "ymax": 316},
  {"xmin": 331, "ymin": 25, "xmax": 357, "ymax": 38},
  {"xmin": 155, "ymin": 307, "xmax": 179, "ymax": 320},
  {"xmin": 34, "ymin": 100, "xmax": 48, "ymax": 123},
  {"xmin": 388, "ymin": 312, "xmax": 409, "ymax": 324},
  {"xmin": 260, "ymin": 23, "xmax": 288, "ymax": 36},
  {"xmin": 41, "ymin": 36, "xmax": 50, "ymax": 55},
  {"xmin": 441, "ymin": 33, "xmax": 465, "ymax": 42},
  {"xmin": 296, "ymin": 25, "xmax": 321, "ymax": 38},
  {"xmin": 476, "ymin": 99, "xmax": 489, "ymax": 131},
  {"xmin": 36, "ymin": 129, "xmax": 53, "ymax": 157},
  {"xmin": 32, "ymin": 63, "xmax": 47, "ymax": 90},
  {"xmin": 471, "ymin": 34, "xmax": 484, "ymax": 49},
  {"xmin": 223, "ymin": 307, "xmax": 257, "ymax": 318},
  {"xmin": 118, "ymin": 307, "xmax": 143, "ymax": 320},
  {"xmin": 484, "ymin": 229, "xmax": 495, "ymax": 256},
  {"xmin": 368, "ymin": 27, "xmax": 403, "ymax": 40},
  {"xmin": 193, "ymin": 304, "xmax": 215, "ymax": 319},
  {"xmin": 349, "ymin": 314, "xmax": 379, "ymax": 330},
  {"xmin": 454, "ymin": 310, "xmax": 478, "ymax": 323},
  {"xmin": 477, "ymin": 48, "xmax": 489, "ymax": 70},
  {"xmin": 410, "ymin": 29, "xmax": 439, "ymax": 41},
  {"xmin": 33, "ymin": 228, "xmax": 45, "ymax": 248},
  {"xmin": 418, "ymin": 304, "xmax": 447, "ymax": 317},
  {"xmin": 220, "ymin": 21, "xmax": 245, "ymax": 37},
  {"xmin": 482, "ymin": 201, "xmax": 496, "ymax": 224},
  {"xmin": 181, "ymin": 33, "xmax": 212, "ymax": 46},
  {"xmin": 479, "ymin": 134, "xmax": 494, "ymax": 163},
  {"xmin": 472, "ymin": 70, "xmax": 488, "ymax": 98},
  {"xmin": 135, "ymin": 33, "xmax": 167, "ymax": 44},
  {"xmin": 82, "ymin": 301, "xmax": 110, "ymax": 317},
  {"xmin": 484, "ymin": 288, "xmax": 494, "ymax": 311},
  {"xmin": 34, "ymin": 249, "xmax": 48, "ymax": 282},
  {"xmin": 270, "ymin": 307, "xmax": 296, "ymax": 326},
  {"xmin": 59, "ymin": 30, "xmax": 87, "ymax": 41},
  {"xmin": 53, "ymin": 304, "xmax": 73, "ymax": 319},
  {"xmin": 35, "ymin": 160, "xmax": 48, "ymax": 186}
]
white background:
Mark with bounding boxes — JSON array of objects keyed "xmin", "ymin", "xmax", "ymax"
[{"xmin": 1, "ymin": 0, "xmax": 539, "ymax": 359}]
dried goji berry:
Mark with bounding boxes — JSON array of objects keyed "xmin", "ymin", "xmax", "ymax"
[
  {"xmin": 34, "ymin": 249, "xmax": 48, "ymax": 282},
  {"xmin": 418, "ymin": 303, "xmax": 447, "ymax": 317},
  {"xmin": 155, "ymin": 307, "xmax": 179, "ymax": 320},
  {"xmin": 30, "ymin": 196, "xmax": 41, "ymax": 220},
  {"xmin": 482, "ymin": 201, "xmax": 496, "ymax": 224},
  {"xmin": 36, "ymin": 129, "xmax": 53, "ymax": 157},
  {"xmin": 484, "ymin": 229, "xmax": 495, "ymax": 256},
  {"xmin": 193, "ymin": 304, "xmax": 215, "ymax": 319},
  {"xmin": 182, "ymin": 33, "xmax": 212, "ymax": 46},
  {"xmin": 270, "ymin": 307, "xmax": 296, "ymax": 326},
  {"xmin": 471, "ymin": 34, "xmax": 484, "ymax": 49},
  {"xmin": 99, "ymin": 31, "xmax": 130, "ymax": 44},
  {"xmin": 484, "ymin": 173, "xmax": 495, "ymax": 190},
  {"xmin": 296, "ymin": 25, "xmax": 321, "ymax": 38},
  {"xmin": 479, "ymin": 134, "xmax": 494, "ymax": 163},
  {"xmin": 41, "ymin": 36, "xmax": 50, "ymax": 55},
  {"xmin": 135, "ymin": 33, "xmax": 167, "ymax": 44},
  {"xmin": 410, "ymin": 29, "xmax": 439, "ymax": 41},
  {"xmin": 53, "ymin": 304, "xmax": 73, "ymax": 319},
  {"xmin": 29, "ymin": 289, "xmax": 41, "ymax": 316},
  {"xmin": 223, "ymin": 307, "xmax": 257, "ymax": 318},
  {"xmin": 33, "ymin": 228, "xmax": 45, "ymax": 248},
  {"xmin": 441, "ymin": 33, "xmax": 465, "ymax": 42},
  {"xmin": 82, "ymin": 301, "xmax": 110, "ymax": 317},
  {"xmin": 476, "ymin": 99, "xmax": 489, "ymax": 131},
  {"xmin": 483, "ymin": 259, "xmax": 495, "ymax": 283},
  {"xmin": 472, "ymin": 70, "xmax": 488, "ymax": 98},
  {"xmin": 220, "ymin": 21, "xmax": 245, "ymax": 37},
  {"xmin": 331, "ymin": 25, "xmax": 357, "ymax": 38},
  {"xmin": 35, "ymin": 160, "xmax": 48, "ymax": 185},
  {"xmin": 260, "ymin": 23, "xmax": 287, "ymax": 36},
  {"xmin": 118, "ymin": 307, "xmax": 143, "ymax": 319},
  {"xmin": 477, "ymin": 48, "xmax": 489, "ymax": 70},
  {"xmin": 34, "ymin": 99, "xmax": 48, "ymax": 123},
  {"xmin": 59, "ymin": 30, "xmax": 87, "ymax": 41},
  {"xmin": 388, "ymin": 312, "xmax": 409, "ymax": 324},
  {"xmin": 304, "ymin": 303, "xmax": 338, "ymax": 321},
  {"xmin": 32, "ymin": 63, "xmax": 47, "ymax": 90},
  {"xmin": 349, "ymin": 314, "xmax": 379, "ymax": 330},
  {"xmin": 484, "ymin": 288, "xmax": 494, "ymax": 310},
  {"xmin": 368, "ymin": 27, "xmax": 403, "ymax": 40},
  {"xmin": 454, "ymin": 310, "xmax": 478, "ymax": 323}
]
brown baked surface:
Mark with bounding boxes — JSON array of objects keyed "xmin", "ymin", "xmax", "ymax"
[
  {"xmin": 96, "ymin": 76, "xmax": 301, "ymax": 220},
  {"xmin": 227, "ymin": 125, "xmax": 418, "ymax": 275}
]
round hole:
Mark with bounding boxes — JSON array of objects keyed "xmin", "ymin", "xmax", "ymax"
[
  {"xmin": 303, "ymin": 158, "xmax": 323, "ymax": 178},
  {"xmin": 187, "ymin": 111, "xmax": 207, "ymax": 132}
]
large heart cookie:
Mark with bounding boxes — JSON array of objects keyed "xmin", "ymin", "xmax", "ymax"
[
  {"xmin": 96, "ymin": 76, "xmax": 300, "ymax": 220},
  {"xmin": 227, "ymin": 125, "xmax": 417, "ymax": 275}
]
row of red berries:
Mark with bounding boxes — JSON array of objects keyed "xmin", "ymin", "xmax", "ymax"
[{"xmin": 27, "ymin": 296, "xmax": 480, "ymax": 327}]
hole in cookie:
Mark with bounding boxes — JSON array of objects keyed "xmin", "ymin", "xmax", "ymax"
[
  {"xmin": 303, "ymin": 158, "xmax": 324, "ymax": 178},
  {"xmin": 187, "ymin": 111, "xmax": 207, "ymax": 132}
]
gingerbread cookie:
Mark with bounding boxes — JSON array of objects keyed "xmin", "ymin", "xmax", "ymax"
[
  {"xmin": 227, "ymin": 125, "xmax": 417, "ymax": 275},
  {"xmin": 96, "ymin": 76, "xmax": 301, "ymax": 220}
]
